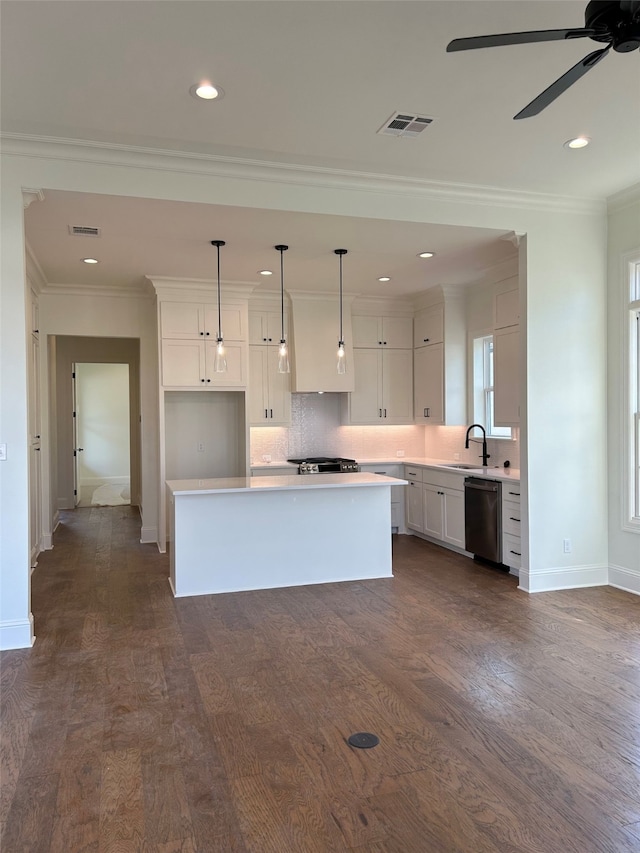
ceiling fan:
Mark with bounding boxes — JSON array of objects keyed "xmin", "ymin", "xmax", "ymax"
[{"xmin": 446, "ymin": 1, "xmax": 640, "ymax": 119}]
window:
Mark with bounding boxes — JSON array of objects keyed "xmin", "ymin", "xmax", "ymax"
[
  {"xmin": 628, "ymin": 257, "xmax": 640, "ymax": 524},
  {"xmin": 473, "ymin": 335, "xmax": 511, "ymax": 439}
]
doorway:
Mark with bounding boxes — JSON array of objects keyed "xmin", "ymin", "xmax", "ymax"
[{"xmin": 74, "ymin": 362, "xmax": 131, "ymax": 506}]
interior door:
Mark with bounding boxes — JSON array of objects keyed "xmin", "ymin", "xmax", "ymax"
[{"xmin": 72, "ymin": 365, "xmax": 81, "ymax": 506}]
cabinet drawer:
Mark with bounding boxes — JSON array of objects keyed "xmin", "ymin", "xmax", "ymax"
[
  {"xmin": 503, "ymin": 533, "xmax": 522, "ymax": 569},
  {"xmin": 502, "ymin": 504, "xmax": 521, "ymax": 537},
  {"xmin": 404, "ymin": 466, "xmax": 423, "ymax": 482},
  {"xmin": 503, "ymin": 485, "xmax": 521, "ymax": 503}
]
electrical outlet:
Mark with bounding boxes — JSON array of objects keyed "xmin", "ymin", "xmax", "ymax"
[
  {"xmin": 563, "ymin": 538, "xmax": 572, "ymax": 554},
  {"xmin": 396, "ymin": 450, "xmax": 405, "ymax": 457},
  {"xmin": 197, "ymin": 442, "xmax": 205, "ymax": 453},
  {"xmin": 453, "ymin": 452, "xmax": 460, "ymax": 461}
]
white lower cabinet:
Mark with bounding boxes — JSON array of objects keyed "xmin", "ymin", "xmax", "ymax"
[
  {"xmin": 501, "ymin": 481, "xmax": 522, "ymax": 573},
  {"xmin": 404, "ymin": 465, "xmax": 465, "ymax": 550},
  {"xmin": 359, "ymin": 463, "xmax": 405, "ymax": 531}
]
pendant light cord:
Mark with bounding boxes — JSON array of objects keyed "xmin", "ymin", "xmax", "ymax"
[
  {"xmin": 335, "ymin": 249, "xmax": 347, "ymax": 345},
  {"xmin": 275, "ymin": 245, "xmax": 288, "ymax": 343},
  {"xmin": 211, "ymin": 240, "xmax": 226, "ymax": 341}
]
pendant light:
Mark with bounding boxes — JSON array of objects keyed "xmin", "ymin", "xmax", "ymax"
[
  {"xmin": 210, "ymin": 240, "xmax": 227, "ymax": 373},
  {"xmin": 335, "ymin": 248, "xmax": 347, "ymax": 374},
  {"xmin": 274, "ymin": 244, "xmax": 290, "ymax": 373}
]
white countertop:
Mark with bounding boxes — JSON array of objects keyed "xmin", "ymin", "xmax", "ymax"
[
  {"xmin": 167, "ymin": 471, "xmax": 408, "ymax": 496},
  {"xmin": 401, "ymin": 457, "xmax": 520, "ymax": 482}
]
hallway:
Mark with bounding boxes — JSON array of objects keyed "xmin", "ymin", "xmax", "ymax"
[{"xmin": 2, "ymin": 507, "xmax": 640, "ymax": 851}]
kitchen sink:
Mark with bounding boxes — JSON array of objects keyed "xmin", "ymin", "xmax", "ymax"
[{"xmin": 437, "ymin": 463, "xmax": 482, "ymax": 470}]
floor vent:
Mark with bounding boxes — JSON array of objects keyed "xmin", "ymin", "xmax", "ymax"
[
  {"xmin": 377, "ymin": 112, "xmax": 435, "ymax": 138},
  {"xmin": 68, "ymin": 225, "xmax": 101, "ymax": 237}
]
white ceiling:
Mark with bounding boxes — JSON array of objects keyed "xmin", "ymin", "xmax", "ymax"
[{"xmin": 5, "ymin": 1, "xmax": 640, "ymax": 296}]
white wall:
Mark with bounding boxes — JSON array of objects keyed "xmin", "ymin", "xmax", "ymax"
[
  {"xmin": 607, "ymin": 188, "xmax": 640, "ymax": 594},
  {"xmin": 0, "ymin": 138, "xmax": 610, "ymax": 647}
]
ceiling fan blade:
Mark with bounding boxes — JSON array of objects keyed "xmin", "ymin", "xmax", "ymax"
[
  {"xmin": 514, "ymin": 45, "xmax": 610, "ymax": 119},
  {"xmin": 446, "ymin": 28, "xmax": 597, "ymax": 52}
]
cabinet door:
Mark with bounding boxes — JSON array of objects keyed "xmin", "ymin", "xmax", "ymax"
[
  {"xmin": 352, "ymin": 316, "xmax": 381, "ymax": 348},
  {"xmin": 249, "ymin": 311, "xmax": 286, "ymax": 345},
  {"xmin": 162, "ymin": 340, "xmax": 205, "ymax": 386},
  {"xmin": 423, "ymin": 483, "xmax": 444, "ymax": 539},
  {"xmin": 406, "ymin": 480, "xmax": 423, "ymax": 531},
  {"xmin": 203, "ymin": 305, "xmax": 245, "ymax": 342},
  {"xmin": 442, "ymin": 488, "xmax": 465, "ymax": 548},
  {"xmin": 494, "ymin": 326, "xmax": 520, "ymax": 426},
  {"xmin": 248, "ymin": 346, "xmax": 269, "ymax": 423},
  {"xmin": 266, "ymin": 346, "xmax": 291, "ymax": 425},
  {"xmin": 349, "ymin": 349, "xmax": 382, "ymax": 423},
  {"xmin": 414, "ymin": 344, "xmax": 444, "ymax": 424},
  {"xmin": 204, "ymin": 341, "xmax": 245, "ymax": 386},
  {"xmin": 161, "ymin": 302, "xmax": 204, "ymax": 339},
  {"xmin": 414, "ymin": 305, "xmax": 444, "ymax": 348},
  {"xmin": 382, "ymin": 349, "xmax": 413, "ymax": 423},
  {"xmin": 382, "ymin": 316, "xmax": 413, "ymax": 348}
]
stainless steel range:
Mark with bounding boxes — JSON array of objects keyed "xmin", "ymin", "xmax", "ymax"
[{"xmin": 287, "ymin": 456, "xmax": 360, "ymax": 475}]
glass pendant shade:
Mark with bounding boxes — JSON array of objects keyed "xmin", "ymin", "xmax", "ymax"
[
  {"xmin": 335, "ymin": 248, "xmax": 348, "ymax": 374},
  {"xmin": 278, "ymin": 340, "xmax": 290, "ymax": 374},
  {"xmin": 275, "ymin": 244, "xmax": 290, "ymax": 373},
  {"xmin": 210, "ymin": 239, "xmax": 227, "ymax": 373},
  {"xmin": 214, "ymin": 338, "xmax": 227, "ymax": 373}
]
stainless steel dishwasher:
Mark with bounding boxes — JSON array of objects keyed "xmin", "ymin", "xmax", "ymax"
[{"xmin": 464, "ymin": 477, "xmax": 503, "ymax": 565}]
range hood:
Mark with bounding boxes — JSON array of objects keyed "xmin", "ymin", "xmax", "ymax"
[{"xmin": 288, "ymin": 291, "xmax": 355, "ymax": 393}]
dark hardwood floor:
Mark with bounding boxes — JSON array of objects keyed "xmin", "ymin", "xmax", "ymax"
[{"xmin": 2, "ymin": 506, "xmax": 640, "ymax": 852}]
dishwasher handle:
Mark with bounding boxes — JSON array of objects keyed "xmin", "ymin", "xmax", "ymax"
[{"xmin": 464, "ymin": 478, "xmax": 499, "ymax": 493}]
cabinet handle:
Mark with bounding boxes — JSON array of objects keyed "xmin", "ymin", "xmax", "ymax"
[
  {"xmin": 379, "ymin": 409, "xmax": 383, "ymax": 418},
  {"xmin": 508, "ymin": 491, "xmax": 520, "ymax": 496},
  {"xmin": 35, "ymin": 447, "xmax": 41, "ymax": 451},
  {"xmin": 206, "ymin": 379, "xmax": 211, "ymax": 383},
  {"xmin": 424, "ymin": 407, "xmax": 430, "ymax": 418},
  {"xmin": 270, "ymin": 409, "xmax": 273, "ymax": 418},
  {"xmin": 509, "ymin": 516, "xmax": 520, "ymax": 522},
  {"xmin": 510, "ymin": 550, "xmax": 521, "ymax": 557},
  {"xmin": 200, "ymin": 331, "xmax": 204, "ymax": 336},
  {"xmin": 206, "ymin": 331, "xmax": 210, "ymax": 336},
  {"xmin": 268, "ymin": 338, "xmax": 272, "ymax": 342},
  {"xmin": 423, "ymin": 338, "xmax": 429, "ymax": 343},
  {"xmin": 378, "ymin": 341, "xmax": 382, "ymax": 345},
  {"xmin": 410, "ymin": 481, "xmax": 416, "ymax": 486},
  {"xmin": 34, "ymin": 329, "xmax": 39, "ymax": 334},
  {"xmin": 201, "ymin": 378, "xmax": 205, "ymax": 383},
  {"xmin": 36, "ymin": 435, "xmax": 40, "ymax": 439},
  {"xmin": 383, "ymin": 341, "xmax": 387, "ymax": 345},
  {"xmin": 265, "ymin": 409, "xmax": 268, "ymax": 418}
]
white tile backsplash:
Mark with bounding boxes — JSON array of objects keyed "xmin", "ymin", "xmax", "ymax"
[{"xmin": 250, "ymin": 394, "xmax": 520, "ymax": 468}]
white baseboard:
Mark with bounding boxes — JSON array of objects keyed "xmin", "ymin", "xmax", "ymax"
[
  {"xmin": 519, "ymin": 563, "xmax": 608, "ymax": 593},
  {"xmin": 140, "ymin": 526, "xmax": 158, "ymax": 545},
  {"xmin": 0, "ymin": 615, "xmax": 34, "ymax": 650},
  {"xmin": 30, "ymin": 544, "xmax": 40, "ymax": 568},
  {"xmin": 609, "ymin": 564, "xmax": 640, "ymax": 596},
  {"xmin": 57, "ymin": 498, "xmax": 74, "ymax": 510}
]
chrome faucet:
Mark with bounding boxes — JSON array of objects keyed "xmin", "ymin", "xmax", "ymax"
[{"xmin": 464, "ymin": 423, "xmax": 490, "ymax": 467}]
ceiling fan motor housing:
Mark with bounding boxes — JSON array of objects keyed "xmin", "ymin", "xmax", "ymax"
[{"xmin": 585, "ymin": 0, "xmax": 640, "ymax": 51}]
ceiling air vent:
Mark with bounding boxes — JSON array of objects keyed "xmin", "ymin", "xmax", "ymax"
[
  {"xmin": 377, "ymin": 112, "xmax": 435, "ymax": 138},
  {"xmin": 68, "ymin": 225, "xmax": 101, "ymax": 237}
]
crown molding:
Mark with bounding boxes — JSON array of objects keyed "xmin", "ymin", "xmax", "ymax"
[
  {"xmin": 40, "ymin": 281, "xmax": 152, "ymax": 299},
  {"xmin": 147, "ymin": 276, "xmax": 257, "ymax": 301},
  {"xmin": 22, "ymin": 188, "xmax": 44, "ymax": 209},
  {"xmin": 288, "ymin": 289, "xmax": 357, "ymax": 305},
  {"xmin": 350, "ymin": 295, "xmax": 414, "ymax": 316},
  {"xmin": 1, "ymin": 133, "xmax": 606, "ymax": 216},
  {"xmin": 607, "ymin": 182, "xmax": 640, "ymax": 215}
]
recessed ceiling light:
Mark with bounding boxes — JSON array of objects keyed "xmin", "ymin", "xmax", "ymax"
[
  {"xmin": 564, "ymin": 136, "xmax": 590, "ymax": 149},
  {"xmin": 190, "ymin": 83, "xmax": 224, "ymax": 101},
  {"xmin": 258, "ymin": 270, "xmax": 273, "ymax": 276},
  {"xmin": 82, "ymin": 258, "xmax": 99, "ymax": 264},
  {"xmin": 418, "ymin": 251, "xmax": 435, "ymax": 258},
  {"xmin": 378, "ymin": 276, "xmax": 391, "ymax": 282}
]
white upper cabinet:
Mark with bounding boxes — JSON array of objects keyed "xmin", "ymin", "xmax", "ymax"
[
  {"xmin": 248, "ymin": 345, "xmax": 291, "ymax": 426},
  {"xmin": 414, "ymin": 305, "xmax": 444, "ymax": 348},
  {"xmin": 352, "ymin": 315, "xmax": 412, "ymax": 348},
  {"xmin": 344, "ymin": 348, "xmax": 413, "ymax": 425},
  {"xmin": 494, "ymin": 326, "xmax": 520, "ymax": 426},
  {"xmin": 161, "ymin": 301, "xmax": 245, "ymax": 342},
  {"xmin": 161, "ymin": 339, "xmax": 245, "ymax": 387},
  {"xmin": 414, "ymin": 343, "xmax": 444, "ymax": 423},
  {"xmin": 249, "ymin": 311, "xmax": 288, "ymax": 345}
]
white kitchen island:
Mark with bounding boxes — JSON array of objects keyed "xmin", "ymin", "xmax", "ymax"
[{"xmin": 166, "ymin": 472, "xmax": 407, "ymax": 597}]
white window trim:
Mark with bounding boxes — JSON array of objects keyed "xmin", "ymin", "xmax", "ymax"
[
  {"xmin": 471, "ymin": 331, "xmax": 512, "ymax": 440},
  {"xmin": 622, "ymin": 250, "xmax": 640, "ymax": 533}
]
